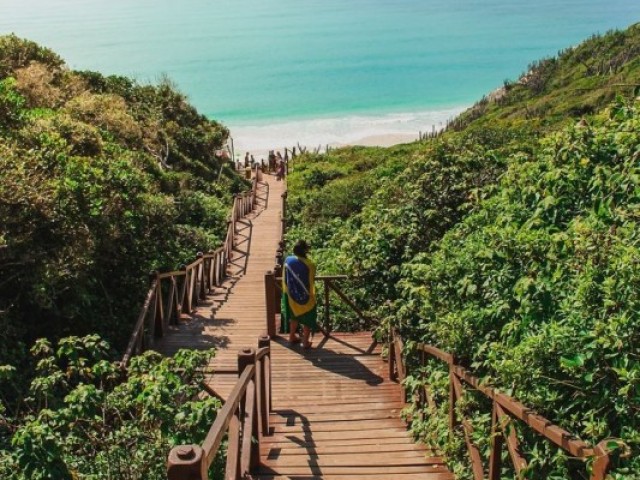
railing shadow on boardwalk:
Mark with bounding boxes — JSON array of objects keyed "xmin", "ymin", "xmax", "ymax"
[
  {"xmin": 229, "ymin": 218, "xmax": 253, "ymax": 276},
  {"xmin": 273, "ymin": 335, "xmax": 383, "ymax": 386},
  {"xmin": 255, "ymin": 179, "xmax": 270, "ymax": 209},
  {"xmin": 227, "ymin": 179, "xmax": 270, "ymax": 276},
  {"xmin": 162, "ymin": 313, "xmax": 235, "ymax": 352},
  {"xmin": 262, "ymin": 411, "xmax": 324, "ymax": 477}
]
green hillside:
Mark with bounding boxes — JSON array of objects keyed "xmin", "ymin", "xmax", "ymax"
[
  {"xmin": 286, "ymin": 25, "xmax": 640, "ymax": 478},
  {"xmin": 0, "ymin": 36, "xmax": 243, "ymax": 480},
  {"xmin": 0, "ymin": 35, "xmax": 245, "ymax": 360},
  {"xmin": 457, "ymin": 23, "xmax": 640, "ymax": 129}
]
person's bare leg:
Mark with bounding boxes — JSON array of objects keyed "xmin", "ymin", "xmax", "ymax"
[
  {"xmin": 302, "ymin": 326, "xmax": 312, "ymax": 349},
  {"xmin": 289, "ymin": 320, "xmax": 300, "ymax": 343}
]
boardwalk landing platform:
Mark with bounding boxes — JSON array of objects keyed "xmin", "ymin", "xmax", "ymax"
[{"xmin": 155, "ymin": 176, "xmax": 453, "ymax": 479}]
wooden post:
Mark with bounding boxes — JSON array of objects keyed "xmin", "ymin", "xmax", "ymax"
[
  {"xmin": 258, "ymin": 335, "xmax": 271, "ymax": 435},
  {"xmin": 151, "ymin": 272, "xmax": 163, "ymax": 338},
  {"xmin": 167, "ymin": 445, "xmax": 207, "ymax": 480},
  {"xmin": 196, "ymin": 252, "xmax": 205, "ymax": 302},
  {"xmin": 218, "ymin": 250, "xmax": 224, "ymax": 285},
  {"xmin": 207, "ymin": 250, "xmax": 214, "ymax": 292},
  {"xmin": 488, "ymin": 401, "xmax": 503, "ymax": 480},
  {"xmin": 238, "ymin": 348, "xmax": 255, "ymax": 373},
  {"xmin": 323, "ymin": 278, "xmax": 330, "ymax": 335},
  {"xmin": 388, "ymin": 327, "xmax": 396, "ymax": 381},
  {"xmin": 171, "ymin": 276, "xmax": 180, "ymax": 325},
  {"xmin": 180, "ymin": 264, "xmax": 189, "ymax": 314},
  {"xmin": 265, "ymin": 271, "xmax": 277, "ymax": 337},
  {"xmin": 393, "ymin": 332, "xmax": 406, "ymax": 403},
  {"xmin": 237, "ymin": 348, "xmax": 259, "ymax": 474},
  {"xmin": 274, "ymin": 259, "xmax": 283, "ymax": 316},
  {"xmin": 449, "ymin": 364, "xmax": 457, "ymax": 433},
  {"xmin": 418, "ymin": 345, "xmax": 426, "ymax": 409},
  {"xmin": 281, "ymin": 191, "xmax": 287, "ymax": 238},
  {"xmin": 237, "ymin": 347, "xmax": 255, "ymax": 427},
  {"xmin": 225, "ymin": 220, "xmax": 232, "ymax": 270}
]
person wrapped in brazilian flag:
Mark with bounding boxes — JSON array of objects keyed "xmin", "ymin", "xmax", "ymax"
[{"xmin": 281, "ymin": 240, "xmax": 317, "ymax": 348}]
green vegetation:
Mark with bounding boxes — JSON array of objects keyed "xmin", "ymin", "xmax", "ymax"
[
  {"xmin": 0, "ymin": 35, "xmax": 245, "ymax": 360},
  {"xmin": 0, "ymin": 37, "xmax": 243, "ymax": 479},
  {"xmin": 287, "ymin": 25, "xmax": 640, "ymax": 478},
  {"xmin": 0, "ymin": 335, "xmax": 222, "ymax": 480}
]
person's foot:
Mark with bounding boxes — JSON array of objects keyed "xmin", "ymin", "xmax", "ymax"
[
  {"xmin": 302, "ymin": 340, "xmax": 313, "ymax": 350},
  {"xmin": 288, "ymin": 335, "xmax": 300, "ymax": 344}
]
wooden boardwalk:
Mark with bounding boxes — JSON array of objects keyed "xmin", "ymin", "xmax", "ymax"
[{"xmin": 155, "ymin": 175, "xmax": 453, "ymax": 480}]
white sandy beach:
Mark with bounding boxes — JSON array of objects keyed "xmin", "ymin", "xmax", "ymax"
[{"xmin": 229, "ymin": 106, "xmax": 467, "ymax": 161}]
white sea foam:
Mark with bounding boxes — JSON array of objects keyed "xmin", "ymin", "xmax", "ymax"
[{"xmin": 228, "ymin": 106, "xmax": 468, "ymax": 158}]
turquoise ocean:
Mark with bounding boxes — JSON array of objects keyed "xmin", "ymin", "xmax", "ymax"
[{"xmin": 1, "ymin": 0, "xmax": 639, "ymax": 152}]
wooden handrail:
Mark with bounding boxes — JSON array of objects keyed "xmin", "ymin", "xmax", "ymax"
[
  {"xmin": 121, "ymin": 279, "xmax": 158, "ymax": 367},
  {"xmin": 121, "ymin": 171, "xmax": 261, "ymax": 367},
  {"xmin": 167, "ymin": 336, "xmax": 272, "ymax": 480},
  {"xmin": 264, "ymin": 273, "xmax": 374, "ymax": 339},
  {"xmin": 388, "ymin": 330, "xmax": 615, "ymax": 480}
]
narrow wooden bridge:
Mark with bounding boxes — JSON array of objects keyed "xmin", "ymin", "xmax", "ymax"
[
  {"xmin": 123, "ymin": 166, "xmax": 616, "ymax": 480},
  {"xmin": 151, "ymin": 175, "xmax": 450, "ymax": 479}
]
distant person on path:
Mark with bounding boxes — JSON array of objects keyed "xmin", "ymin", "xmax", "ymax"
[
  {"xmin": 281, "ymin": 240, "xmax": 317, "ymax": 349},
  {"xmin": 276, "ymin": 158, "xmax": 285, "ymax": 181},
  {"xmin": 268, "ymin": 151, "xmax": 276, "ymax": 173},
  {"xmin": 244, "ymin": 152, "xmax": 250, "ymax": 168}
]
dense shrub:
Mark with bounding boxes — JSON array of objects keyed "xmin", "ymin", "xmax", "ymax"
[{"xmin": 0, "ymin": 335, "xmax": 222, "ymax": 480}]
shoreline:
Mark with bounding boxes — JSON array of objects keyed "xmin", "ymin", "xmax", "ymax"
[{"xmin": 227, "ymin": 105, "xmax": 468, "ymax": 160}]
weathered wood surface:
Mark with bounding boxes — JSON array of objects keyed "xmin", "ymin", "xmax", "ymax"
[{"xmin": 155, "ymin": 175, "xmax": 453, "ymax": 479}]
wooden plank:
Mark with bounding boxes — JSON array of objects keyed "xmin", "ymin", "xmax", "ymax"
[
  {"xmin": 262, "ymin": 454, "xmax": 445, "ymax": 467},
  {"xmin": 269, "ymin": 409, "xmax": 404, "ymax": 424},
  {"xmin": 271, "ymin": 419, "xmax": 409, "ymax": 433},
  {"xmin": 256, "ymin": 474, "xmax": 455, "ymax": 480},
  {"xmin": 260, "ymin": 443, "xmax": 431, "ymax": 456},
  {"xmin": 262, "ymin": 428, "xmax": 414, "ymax": 443},
  {"xmin": 258, "ymin": 465, "xmax": 451, "ymax": 475},
  {"xmin": 260, "ymin": 436, "xmax": 418, "ymax": 448}
]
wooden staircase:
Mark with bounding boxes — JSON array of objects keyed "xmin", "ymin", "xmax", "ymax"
[{"xmin": 157, "ymin": 174, "xmax": 452, "ymax": 479}]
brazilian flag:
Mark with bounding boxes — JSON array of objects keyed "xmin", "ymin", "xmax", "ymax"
[{"xmin": 281, "ymin": 255, "xmax": 317, "ymax": 332}]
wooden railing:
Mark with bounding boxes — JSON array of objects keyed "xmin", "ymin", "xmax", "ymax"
[
  {"xmin": 121, "ymin": 166, "xmax": 263, "ymax": 367},
  {"xmin": 264, "ymin": 273, "xmax": 371, "ymax": 337},
  {"xmin": 388, "ymin": 330, "xmax": 616, "ymax": 480},
  {"xmin": 167, "ymin": 336, "xmax": 272, "ymax": 480}
]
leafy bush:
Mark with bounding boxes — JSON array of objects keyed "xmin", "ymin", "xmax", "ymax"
[{"xmin": 0, "ymin": 335, "xmax": 221, "ymax": 480}]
